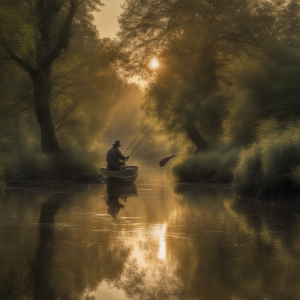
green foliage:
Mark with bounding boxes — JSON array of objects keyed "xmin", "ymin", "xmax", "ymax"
[
  {"xmin": 0, "ymin": 0, "xmax": 107, "ymax": 153},
  {"xmin": 233, "ymin": 121, "xmax": 300, "ymax": 197},
  {"xmin": 50, "ymin": 37, "xmax": 124, "ymax": 150},
  {"xmin": 0, "ymin": 0, "xmax": 140, "ymax": 181},
  {"xmin": 118, "ymin": 0, "xmax": 300, "ymax": 197},
  {"xmin": 1, "ymin": 147, "xmax": 103, "ymax": 184},
  {"xmin": 119, "ymin": 0, "xmax": 290, "ymax": 150},
  {"xmin": 172, "ymin": 145, "xmax": 239, "ymax": 183},
  {"xmin": 0, "ymin": 0, "xmax": 35, "ymax": 56},
  {"xmin": 1, "ymin": 0, "xmax": 300, "ymax": 192},
  {"xmin": 118, "ymin": 0, "xmax": 276, "ymax": 77}
]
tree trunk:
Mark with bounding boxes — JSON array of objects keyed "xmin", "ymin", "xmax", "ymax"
[
  {"xmin": 186, "ymin": 124, "xmax": 208, "ymax": 153},
  {"xmin": 7, "ymin": 1, "xmax": 79, "ymax": 154},
  {"xmin": 34, "ymin": 73, "xmax": 62, "ymax": 154}
]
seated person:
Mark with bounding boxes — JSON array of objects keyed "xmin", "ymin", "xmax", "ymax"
[{"xmin": 106, "ymin": 140, "xmax": 129, "ymax": 171}]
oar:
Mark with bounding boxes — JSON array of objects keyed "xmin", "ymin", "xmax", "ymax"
[{"xmin": 159, "ymin": 155, "xmax": 175, "ymax": 167}]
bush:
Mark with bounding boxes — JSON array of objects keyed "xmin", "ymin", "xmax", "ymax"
[
  {"xmin": 233, "ymin": 120, "xmax": 300, "ymax": 197},
  {"xmin": 172, "ymin": 145, "xmax": 239, "ymax": 183},
  {"xmin": 0, "ymin": 145, "xmax": 103, "ymax": 185},
  {"xmin": 232, "ymin": 143, "xmax": 263, "ymax": 197}
]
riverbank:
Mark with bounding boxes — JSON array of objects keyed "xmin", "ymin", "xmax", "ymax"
[
  {"xmin": 0, "ymin": 151, "xmax": 103, "ymax": 191},
  {"xmin": 172, "ymin": 136, "xmax": 300, "ymax": 199}
]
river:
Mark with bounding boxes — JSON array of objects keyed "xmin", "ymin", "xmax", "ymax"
[{"xmin": 1, "ymin": 165, "xmax": 300, "ymax": 300}]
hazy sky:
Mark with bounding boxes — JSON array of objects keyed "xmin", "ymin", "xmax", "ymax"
[
  {"xmin": 94, "ymin": 0, "xmax": 124, "ymax": 38},
  {"xmin": 94, "ymin": 0, "xmax": 146, "ymax": 86}
]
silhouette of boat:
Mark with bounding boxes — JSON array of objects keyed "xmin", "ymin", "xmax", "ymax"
[
  {"xmin": 99, "ymin": 166, "xmax": 139, "ymax": 185},
  {"xmin": 107, "ymin": 183, "xmax": 138, "ymax": 198}
]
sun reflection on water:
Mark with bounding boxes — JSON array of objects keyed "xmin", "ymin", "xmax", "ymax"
[{"xmin": 157, "ymin": 223, "xmax": 167, "ymax": 260}]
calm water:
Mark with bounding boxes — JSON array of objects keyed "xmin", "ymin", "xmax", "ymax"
[{"xmin": 1, "ymin": 166, "xmax": 300, "ymax": 300}]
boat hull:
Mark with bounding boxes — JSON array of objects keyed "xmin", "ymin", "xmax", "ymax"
[{"xmin": 99, "ymin": 166, "xmax": 139, "ymax": 185}]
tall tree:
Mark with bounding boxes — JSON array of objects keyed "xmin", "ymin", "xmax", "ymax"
[
  {"xmin": 118, "ymin": 0, "xmax": 278, "ymax": 150},
  {"xmin": 2, "ymin": 0, "xmax": 103, "ymax": 153}
]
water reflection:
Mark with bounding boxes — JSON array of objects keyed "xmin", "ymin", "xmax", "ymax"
[
  {"xmin": 1, "ymin": 173, "xmax": 300, "ymax": 299},
  {"xmin": 174, "ymin": 184, "xmax": 300, "ymax": 300},
  {"xmin": 156, "ymin": 223, "xmax": 167, "ymax": 260},
  {"xmin": 31, "ymin": 194, "xmax": 65, "ymax": 300},
  {"xmin": 106, "ymin": 184, "xmax": 138, "ymax": 220}
]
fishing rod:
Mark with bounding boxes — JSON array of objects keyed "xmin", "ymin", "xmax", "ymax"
[
  {"xmin": 122, "ymin": 207, "xmax": 130, "ymax": 217},
  {"xmin": 123, "ymin": 124, "xmax": 149, "ymax": 155},
  {"xmin": 127, "ymin": 125, "xmax": 155, "ymax": 158}
]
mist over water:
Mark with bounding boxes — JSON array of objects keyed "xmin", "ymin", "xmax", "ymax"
[
  {"xmin": 100, "ymin": 84, "xmax": 182, "ymax": 168},
  {"xmin": 1, "ymin": 166, "xmax": 300, "ymax": 299}
]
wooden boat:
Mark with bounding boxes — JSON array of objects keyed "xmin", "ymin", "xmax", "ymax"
[{"xmin": 99, "ymin": 165, "xmax": 139, "ymax": 185}]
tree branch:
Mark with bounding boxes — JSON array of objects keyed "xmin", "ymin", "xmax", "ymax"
[
  {"xmin": 7, "ymin": 48, "xmax": 37, "ymax": 79},
  {"xmin": 0, "ymin": 104, "xmax": 33, "ymax": 118},
  {"xmin": 45, "ymin": 0, "xmax": 79, "ymax": 69}
]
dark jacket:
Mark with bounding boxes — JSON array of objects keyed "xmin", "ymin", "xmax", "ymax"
[{"xmin": 106, "ymin": 147, "xmax": 127, "ymax": 171}]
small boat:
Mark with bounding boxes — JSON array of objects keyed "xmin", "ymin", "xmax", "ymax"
[{"xmin": 99, "ymin": 165, "xmax": 139, "ymax": 185}]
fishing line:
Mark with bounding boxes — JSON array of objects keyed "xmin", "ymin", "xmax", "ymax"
[{"xmin": 123, "ymin": 124, "xmax": 149, "ymax": 155}]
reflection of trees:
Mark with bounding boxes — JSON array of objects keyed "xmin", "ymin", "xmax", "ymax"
[
  {"xmin": 115, "ymin": 258, "xmax": 184, "ymax": 300},
  {"xmin": 228, "ymin": 198, "xmax": 300, "ymax": 253},
  {"xmin": 0, "ymin": 187, "xmax": 133, "ymax": 299},
  {"xmin": 46, "ymin": 189, "xmax": 132, "ymax": 298},
  {"xmin": 31, "ymin": 194, "xmax": 65, "ymax": 300},
  {"xmin": 105, "ymin": 180, "xmax": 185, "ymax": 299},
  {"xmin": 4, "ymin": 181, "xmax": 300, "ymax": 299},
  {"xmin": 173, "ymin": 184, "xmax": 300, "ymax": 300},
  {"xmin": 225, "ymin": 198, "xmax": 300, "ymax": 300},
  {"xmin": 105, "ymin": 183, "xmax": 184, "ymax": 299}
]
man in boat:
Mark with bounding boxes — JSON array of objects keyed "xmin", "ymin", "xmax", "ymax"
[{"xmin": 106, "ymin": 140, "xmax": 129, "ymax": 171}]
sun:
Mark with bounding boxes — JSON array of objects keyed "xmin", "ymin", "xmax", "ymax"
[{"xmin": 149, "ymin": 58, "xmax": 159, "ymax": 69}]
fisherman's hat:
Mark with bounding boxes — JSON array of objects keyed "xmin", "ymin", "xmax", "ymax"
[{"xmin": 113, "ymin": 140, "xmax": 121, "ymax": 146}]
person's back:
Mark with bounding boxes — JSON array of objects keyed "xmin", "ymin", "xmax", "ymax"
[{"xmin": 106, "ymin": 140, "xmax": 129, "ymax": 171}]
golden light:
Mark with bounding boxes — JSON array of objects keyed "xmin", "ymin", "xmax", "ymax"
[
  {"xmin": 157, "ymin": 223, "xmax": 167, "ymax": 260},
  {"xmin": 149, "ymin": 58, "xmax": 159, "ymax": 69}
]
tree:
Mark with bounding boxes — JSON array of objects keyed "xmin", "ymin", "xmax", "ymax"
[
  {"xmin": 118, "ymin": 0, "xmax": 279, "ymax": 151},
  {"xmin": 2, "ymin": 0, "xmax": 103, "ymax": 153}
]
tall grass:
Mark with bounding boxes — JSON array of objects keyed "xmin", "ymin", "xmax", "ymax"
[{"xmin": 233, "ymin": 120, "xmax": 300, "ymax": 197}]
